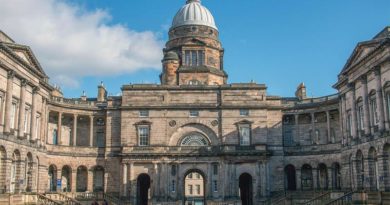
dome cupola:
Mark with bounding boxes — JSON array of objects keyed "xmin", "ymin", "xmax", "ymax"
[{"xmin": 172, "ymin": 0, "xmax": 217, "ymax": 30}]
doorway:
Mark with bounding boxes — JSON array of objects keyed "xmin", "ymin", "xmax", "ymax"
[
  {"xmin": 136, "ymin": 174, "xmax": 150, "ymax": 205},
  {"xmin": 239, "ymin": 173, "xmax": 253, "ymax": 205}
]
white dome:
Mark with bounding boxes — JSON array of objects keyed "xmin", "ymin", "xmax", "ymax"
[{"xmin": 172, "ymin": 0, "xmax": 217, "ymax": 30}]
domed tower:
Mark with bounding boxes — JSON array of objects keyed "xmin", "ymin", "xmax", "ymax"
[{"xmin": 160, "ymin": 0, "xmax": 227, "ymax": 86}]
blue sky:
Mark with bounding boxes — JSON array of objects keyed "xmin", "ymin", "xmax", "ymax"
[{"xmin": 3, "ymin": 0, "xmax": 390, "ymax": 98}]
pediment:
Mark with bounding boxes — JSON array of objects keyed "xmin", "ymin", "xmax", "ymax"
[
  {"xmin": 183, "ymin": 38, "xmax": 207, "ymax": 46},
  {"xmin": 4, "ymin": 44, "xmax": 46, "ymax": 77},
  {"xmin": 341, "ymin": 41, "xmax": 381, "ymax": 73}
]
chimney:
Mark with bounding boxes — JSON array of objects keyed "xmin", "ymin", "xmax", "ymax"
[
  {"xmin": 295, "ymin": 82, "xmax": 307, "ymax": 100},
  {"xmin": 97, "ymin": 81, "xmax": 107, "ymax": 102}
]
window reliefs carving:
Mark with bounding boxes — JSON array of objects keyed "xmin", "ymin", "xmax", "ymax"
[
  {"xmin": 134, "ymin": 121, "xmax": 152, "ymax": 146},
  {"xmin": 235, "ymin": 120, "xmax": 253, "ymax": 146},
  {"xmin": 180, "ymin": 132, "xmax": 209, "ymax": 146}
]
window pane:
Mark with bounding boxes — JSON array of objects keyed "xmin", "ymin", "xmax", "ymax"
[
  {"xmin": 239, "ymin": 125, "xmax": 250, "ymax": 145},
  {"xmin": 190, "ymin": 110, "xmax": 199, "ymax": 117},
  {"xmin": 139, "ymin": 110, "xmax": 149, "ymax": 117},
  {"xmin": 191, "ymin": 51, "xmax": 197, "ymax": 66},
  {"xmin": 240, "ymin": 109, "xmax": 249, "ymax": 116},
  {"xmin": 198, "ymin": 51, "xmax": 204, "ymax": 66},
  {"xmin": 185, "ymin": 51, "xmax": 191, "ymax": 65},
  {"xmin": 138, "ymin": 126, "xmax": 149, "ymax": 146}
]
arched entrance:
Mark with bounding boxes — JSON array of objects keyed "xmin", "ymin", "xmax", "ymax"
[
  {"xmin": 136, "ymin": 174, "xmax": 150, "ymax": 205},
  {"xmin": 356, "ymin": 150, "xmax": 364, "ymax": 190},
  {"xmin": 61, "ymin": 166, "xmax": 72, "ymax": 192},
  {"xmin": 318, "ymin": 163, "xmax": 328, "ymax": 190},
  {"xmin": 301, "ymin": 164, "xmax": 313, "ymax": 190},
  {"xmin": 239, "ymin": 173, "xmax": 253, "ymax": 205},
  {"xmin": 384, "ymin": 144, "xmax": 390, "ymax": 191},
  {"xmin": 368, "ymin": 147, "xmax": 378, "ymax": 191},
  {"xmin": 184, "ymin": 170, "xmax": 206, "ymax": 205},
  {"xmin": 332, "ymin": 163, "xmax": 341, "ymax": 190},
  {"xmin": 48, "ymin": 165, "xmax": 57, "ymax": 192},
  {"xmin": 285, "ymin": 165, "xmax": 296, "ymax": 190},
  {"xmin": 93, "ymin": 166, "xmax": 105, "ymax": 192},
  {"xmin": 0, "ymin": 146, "xmax": 7, "ymax": 193},
  {"xmin": 10, "ymin": 150, "xmax": 21, "ymax": 193},
  {"xmin": 25, "ymin": 153, "xmax": 33, "ymax": 192},
  {"xmin": 76, "ymin": 166, "xmax": 88, "ymax": 192}
]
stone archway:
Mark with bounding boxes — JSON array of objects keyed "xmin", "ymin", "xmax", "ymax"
[
  {"xmin": 136, "ymin": 174, "xmax": 150, "ymax": 205},
  {"xmin": 368, "ymin": 147, "xmax": 378, "ymax": 191},
  {"xmin": 76, "ymin": 166, "xmax": 88, "ymax": 192},
  {"xmin": 239, "ymin": 173, "xmax": 253, "ymax": 205},
  {"xmin": 285, "ymin": 165, "xmax": 296, "ymax": 191},
  {"xmin": 48, "ymin": 165, "xmax": 57, "ymax": 192},
  {"xmin": 318, "ymin": 163, "xmax": 328, "ymax": 190},
  {"xmin": 183, "ymin": 169, "xmax": 206, "ymax": 205}
]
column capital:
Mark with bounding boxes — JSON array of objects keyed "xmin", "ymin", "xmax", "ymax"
[
  {"xmin": 373, "ymin": 66, "xmax": 381, "ymax": 76},
  {"xmin": 21, "ymin": 79, "xmax": 28, "ymax": 87},
  {"xmin": 347, "ymin": 82, "xmax": 355, "ymax": 90},
  {"xmin": 7, "ymin": 70, "xmax": 15, "ymax": 79},
  {"xmin": 358, "ymin": 75, "xmax": 368, "ymax": 84},
  {"xmin": 32, "ymin": 86, "xmax": 40, "ymax": 93}
]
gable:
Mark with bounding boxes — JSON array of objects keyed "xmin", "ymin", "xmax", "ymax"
[{"xmin": 341, "ymin": 40, "xmax": 381, "ymax": 73}]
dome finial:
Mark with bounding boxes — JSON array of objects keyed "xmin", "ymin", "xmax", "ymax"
[{"xmin": 186, "ymin": 0, "xmax": 201, "ymax": 4}]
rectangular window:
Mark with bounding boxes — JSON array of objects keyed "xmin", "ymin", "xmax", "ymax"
[
  {"xmin": 185, "ymin": 51, "xmax": 191, "ymax": 66},
  {"xmin": 139, "ymin": 110, "xmax": 149, "ymax": 117},
  {"xmin": 346, "ymin": 112, "xmax": 352, "ymax": 137},
  {"xmin": 358, "ymin": 105, "xmax": 364, "ymax": 130},
  {"xmin": 370, "ymin": 98, "xmax": 378, "ymax": 125},
  {"xmin": 138, "ymin": 126, "xmax": 150, "ymax": 146},
  {"xmin": 213, "ymin": 164, "xmax": 218, "ymax": 175},
  {"xmin": 239, "ymin": 124, "xmax": 251, "ymax": 146},
  {"xmin": 198, "ymin": 50, "xmax": 204, "ymax": 66},
  {"xmin": 191, "ymin": 51, "xmax": 197, "ymax": 66},
  {"xmin": 213, "ymin": 180, "xmax": 218, "ymax": 192},
  {"xmin": 171, "ymin": 180, "xmax": 176, "ymax": 192},
  {"xmin": 387, "ymin": 93, "xmax": 390, "ymax": 122},
  {"xmin": 10, "ymin": 103, "xmax": 16, "ymax": 129},
  {"xmin": 35, "ymin": 115, "xmax": 40, "ymax": 140},
  {"xmin": 240, "ymin": 109, "xmax": 249, "ymax": 116},
  {"xmin": 189, "ymin": 185, "xmax": 193, "ymax": 195},
  {"xmin": 190, "ymin": 110, "xmax": 199, "ymax": 117},
  {"xmin": 188, "ymin": 173, "xmax": 193, "ymax": 179},
  {"xmin": 196, "ymin": 185, "xmax": 200, "ymax": 195},
  {"xmin": 24, "ymin": 108, "xmax": 29, "ymax": 133}
]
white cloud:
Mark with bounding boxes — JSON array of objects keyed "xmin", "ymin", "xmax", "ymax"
[{"xmin": 0, "ymin": 0, "xmax": 164, "ymax": 88}]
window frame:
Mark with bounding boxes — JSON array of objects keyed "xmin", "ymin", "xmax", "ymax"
[
  {"xmin": 239, "ymin": 109, "xmax": 249, "ymax": 116},
  {"xmin": 237, "ymin": 122, "xmax": 252, "ymax": 146},
  {"xmin": 137, "ymin": 124, "xmax": 150, "ymax": 146},
  {"xmin": 139, "ymin": 110, "xmax": 149, "ymax": 118},
  {"xmin": 189, "ymin": 110, "xmax": 199, "ymax": 118}
]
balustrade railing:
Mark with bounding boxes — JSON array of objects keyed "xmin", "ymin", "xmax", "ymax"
[
  {"xmin": 37, "ymin": 194, "xmax": 62, "ymax": 205},
  {"xmin": 325, "ymin": 191, "xmax": 354, "ymax": 205},
  {"xmin": 300, "ymin": 192, "xmax": 331, "ymax": 205}
]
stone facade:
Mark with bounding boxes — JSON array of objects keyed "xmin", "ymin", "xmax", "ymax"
[{"xmin": 1, "ymin": 1, "xmax": 390, "ymax": 204}]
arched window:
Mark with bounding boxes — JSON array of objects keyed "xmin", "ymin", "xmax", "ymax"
[{"xmin": 180, "ymin": 133, "xmax": 209, "ymax": 146}]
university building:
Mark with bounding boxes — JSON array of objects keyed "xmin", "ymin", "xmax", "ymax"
[{"xmin": 1, "ymin": 0, "xmax": 390, "ymax": 204}]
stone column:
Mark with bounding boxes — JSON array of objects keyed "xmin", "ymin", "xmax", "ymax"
[
  {"xmin": 311, "ymin": 113, "xmax": 315, "ymax": 144},
  {"xmin": 122, "ymin": 163, "xmax": 128, "ymax": 197},
  {"xmin": 89, "ymin": 116, "xmax": 94, "ymax": 147},
  {"xmin": 374, "ymin": 69, "xmax": 385, "ymax": 131},
  {"xmin": 17, "ymin": 79, "xmax": 27, "ymax": 138},
  {"xmin": 207, "ymin": 163, "xmax": 212, "ymax": 198},
  {"xmin": 87, "ymin": 169, "xmax": 93, "ymax": 192},
  {"xmin": 339, "ymin": 96, "xmax": 344, "ymax": 144},
  {"xmin": 328, "ymin": 167, "xmax": 333, "ymax": 190},
  {"xmin": 377, "ymin": 156, "xmax": 386, "ymax": 191},
  {"xmin": 361, "ymin": 76, "xmax": 371, "ymax": 135},
  {"xmin": 30, "ymin": 87, "xmax": 39, "ymax": 141},
  {"xmin": 129, "ymin": 162, "xmax": 134, "ymax": 198},
  {"xmin": 295, "ymin": 114, "xmax": 299, "ymax": 144},
  {"xmin": 349, "ymin": 83, "xmax": 358, "ymax": 138},
  {"xmin": 312, "ymin": 168, "xmax": 318, "ymax": 190},
  {"xmin": 4, "ymin": 70, "xmax": 14, "ymax": 134},
  {"xmin": 57, "ymin": 112, "xmax": 62, "ymax": 145},
  {"xmin": 296, "ymin": 169, "xmax": 301, "ymax": 190},
  {"xmin": 72, "ymin": 114, "xmax": 78, "ymax": 146},
  {"xmin": 256, "ymin": 161, "xmax": 261, "ymax": 199},
  {"xmin": 71, "ymin": 170, "xmax": 76, "ymax": 192},
  {"xmin": 326, "ymin": 111, "xmax": 331, "ymax": 143},
  {"xmin": 341, "ymin": 94, "xmax": 348, "ymax": 144}
]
